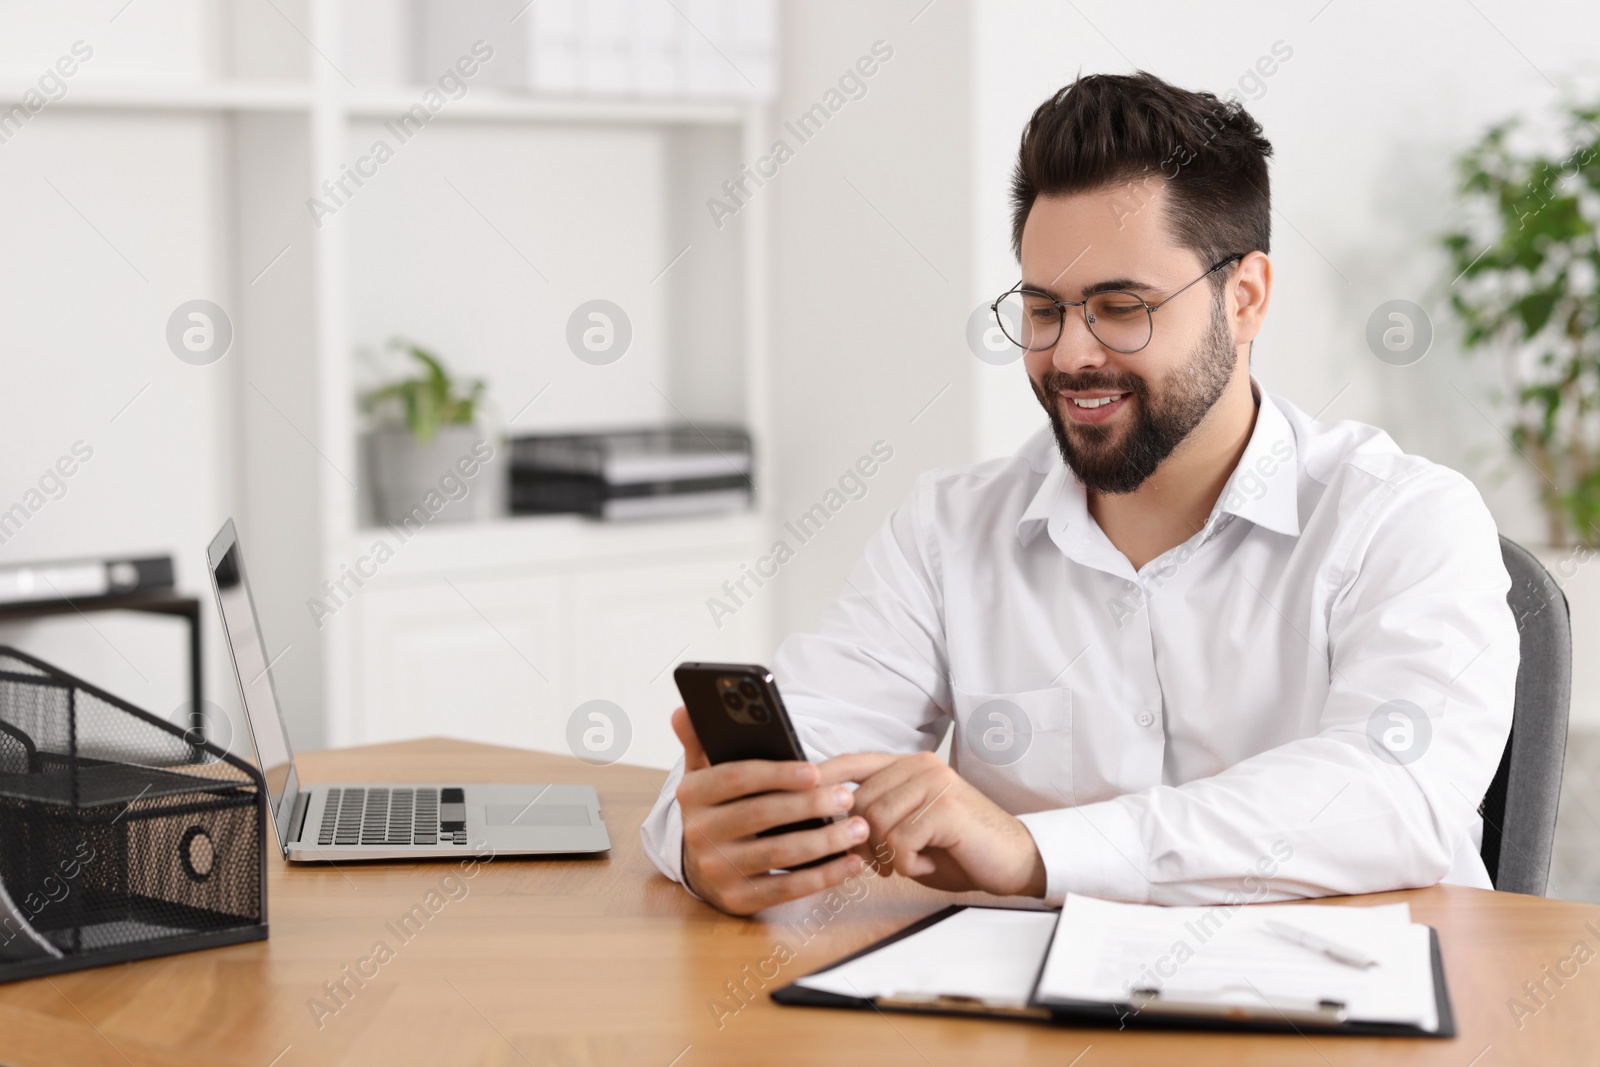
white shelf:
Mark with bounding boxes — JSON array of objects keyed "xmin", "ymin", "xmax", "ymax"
[
  {"xmin": 0, "ymin": 80, "xmax": 755, "ymax": 123},
  {"xmin": 2, "ymin": 80, "xmax": 315, "ymax": 112},
  {"xmin": 344, "ymin": 89, "xmax": 749, "ymax": 126},
  {"xmin": 346, "ymin": 509, "xmax": 769, "ymax": 577},
  {"xmin": 0, "ymin": 0, "xmax": 776, "ymax": 757},
  {"xmin": 202, "ymin": 0, "xmax": 778, "ymax": 748}
]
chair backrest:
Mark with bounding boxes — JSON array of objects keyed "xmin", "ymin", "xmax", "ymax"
[{"xmin": 1479, "ymin": 536, "xmax": 1572, "ymax": 895}]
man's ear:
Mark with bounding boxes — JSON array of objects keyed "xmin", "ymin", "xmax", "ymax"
[{"xmin": 1230, "ymin": 250, "xmax": 1272, "ymax": 348}]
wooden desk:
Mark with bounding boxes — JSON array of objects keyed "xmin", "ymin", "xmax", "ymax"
[{"xmin": 0, "ymin": 738, "xmax": 1595, "ymax": 1066}]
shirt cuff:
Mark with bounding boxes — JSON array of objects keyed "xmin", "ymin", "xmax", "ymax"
[
  {"xmin": 1017, "ymin": 800, "xmax": 1150, "ymax": 905},
  {"xmin": 660, "ymin": 799, "xmax": 705, "ymax": 902},
  {"xmin": 638, "ymin": 765, "xmax": 706, "ymax": 902}
]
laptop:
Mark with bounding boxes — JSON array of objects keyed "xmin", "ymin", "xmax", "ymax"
[{"xmin": 205, "ymin": 519, "xmax": 610, "ymax": 862}]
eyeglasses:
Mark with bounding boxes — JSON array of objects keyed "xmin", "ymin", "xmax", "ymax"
[{"xmin": 991, "ymin": 253, "xmax": 1244, "ymax": 354}]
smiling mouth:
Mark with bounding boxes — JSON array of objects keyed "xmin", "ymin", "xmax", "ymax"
[
  {"xmin": 1053, "ymin": 388, "xmax": 1135, "ymax": 426},
  {"xmin": 1066, "ymin": 393, "xmax": 1129, "ymax": 409}
]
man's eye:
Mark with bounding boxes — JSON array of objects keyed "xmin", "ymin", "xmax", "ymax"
[
  {"xmin": 1026, "ymin": 305, "xmax": 1058, "ymax": 321},
  {"xmin": 1098, "ymin": 304, "xmax": 1144, "ymax": 317}
]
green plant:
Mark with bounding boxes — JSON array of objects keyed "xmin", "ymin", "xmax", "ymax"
[
  {"xmin": 1441, "ymin": 100, "xmax": 1600, "ymax": 548},
  {"xmin": 361, "ymin": 339, "xmax": 486, "ymax": 445}
]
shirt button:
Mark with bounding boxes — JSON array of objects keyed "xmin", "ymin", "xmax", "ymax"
[{"xmin": 1136, "ymin": 711, "xmax": 1155, "ymax": 727}]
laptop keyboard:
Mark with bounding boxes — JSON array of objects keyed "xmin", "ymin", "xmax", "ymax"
[{"xmin": 316, "ymin": 787, "xmax": 466, "ymax": 846}]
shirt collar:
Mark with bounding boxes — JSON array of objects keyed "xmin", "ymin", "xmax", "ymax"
[
  {"xmin": 1016, "ymin": 374, "xmax": 1302, "ymax": 551},
  {"xmin": 1218, "ymin": 376, "xmax": 1301, "ymax": 537}
]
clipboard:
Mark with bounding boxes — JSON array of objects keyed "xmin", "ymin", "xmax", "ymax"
[{"xmin": 771, "ymin": 904, "xmax": 1456, "ymax": 1037}]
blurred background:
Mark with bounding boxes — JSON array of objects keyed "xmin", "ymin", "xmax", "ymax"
[{"xmin": 1, "ymin": 0, "xmax": 1596, "ymax": 900}]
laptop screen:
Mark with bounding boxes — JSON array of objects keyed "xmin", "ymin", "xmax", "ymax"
[{"xmin": 208, "ymin": 521, "xmax": 299, "ymax": 850}]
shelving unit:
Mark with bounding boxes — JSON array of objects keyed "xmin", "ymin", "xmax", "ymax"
[
  {"xmin": 343, "ymin": 89, "xmax": 749, "ymax": 125},
  {"xmin": 0, "ymin": 80, "xmax": 315, "ymax": 112},
  {"xmin": 18, "ymin": 0, "xmax": 775, "ymax": 768}
]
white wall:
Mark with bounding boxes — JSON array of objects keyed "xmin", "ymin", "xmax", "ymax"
[
  {"xmin": 0, "ymin": 0, "xmax": 218, "ymax": 80},
  {"xmin": 343, "ymin": 120, "xmax": 675, "ymax": 438},
  {"xmin": 769, "ymin": 0, "xmax": 975, "ymax": 639}
]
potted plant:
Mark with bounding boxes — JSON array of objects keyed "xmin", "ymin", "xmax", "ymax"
[
  {"xmin": 361, "ymin": 339, "xmax": 498, "ymax": 526},
  {"xmin": 1440, "ymin": 98, "xmax": 1600, "ymax": 549},
  {"xmin": 1441, "ymin": 98, "xmax": 1600, "ymax": 739}
]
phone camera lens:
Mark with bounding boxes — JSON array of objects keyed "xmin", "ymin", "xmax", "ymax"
[
  {"xmin": 721, "ymin": 690, "xmax": 745, "ymax": 711},
  {"xmin": 738, "ymin": 679, "xmax": 760, "ymax": 700},
  {"xmin": 748, "ymin": 702, "xmax": 770, "ymax": 723}
]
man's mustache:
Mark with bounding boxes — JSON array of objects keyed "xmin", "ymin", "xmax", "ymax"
[{"xmin": 1037, "ymin": 370, "xmax": 1148, "ymax": 399}]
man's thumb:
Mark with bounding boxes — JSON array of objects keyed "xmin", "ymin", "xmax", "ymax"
[{"xmin": 670, "ymin": 705, "xmax": 710, "ymax": 771}]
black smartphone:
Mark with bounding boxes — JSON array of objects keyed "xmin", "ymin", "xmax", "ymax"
[{"xmin": 674, "ymin": 661, "xmax": 843, "ymax": 870}]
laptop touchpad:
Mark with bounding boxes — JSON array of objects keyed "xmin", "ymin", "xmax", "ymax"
[{"xmin": 484, "ymin": 803, "xmax": 591, "ymax": 827}]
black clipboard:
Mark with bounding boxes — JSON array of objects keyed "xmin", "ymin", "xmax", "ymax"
[{"xmin": 771, "ymin": 904, "xmax": 1455, "ymax": 1037}]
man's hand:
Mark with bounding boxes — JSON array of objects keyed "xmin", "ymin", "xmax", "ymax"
[
  {"xmin": 850, "ymin": 751, "xmax": 1047, "ymax": 898},
  {"xmin": 671, "ymin": 706, "xmax": 898, "ymax": 916}
]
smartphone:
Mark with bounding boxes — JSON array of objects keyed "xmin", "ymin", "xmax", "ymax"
[{"xmin": 674, "ymin": 662, "xmax": 843, "ymax": 869}]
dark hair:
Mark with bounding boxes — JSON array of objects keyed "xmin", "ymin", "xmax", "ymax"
[{"xmin": 1009, "ymin": 71, "xmax": 1273, "ymax": 290}]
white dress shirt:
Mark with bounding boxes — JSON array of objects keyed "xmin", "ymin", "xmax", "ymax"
[{"xmin": 641, "ymin": 375, "xmax": 1519, "ymax": 906}]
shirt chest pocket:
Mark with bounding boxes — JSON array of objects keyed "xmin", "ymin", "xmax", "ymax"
[{"xmin": 948, "ymin": 683, "xmax": 1072, "ymax": 815}]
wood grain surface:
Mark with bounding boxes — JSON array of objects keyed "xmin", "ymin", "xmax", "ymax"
[{"xmin": 0, "ymin": 737, "xmax": 1594, "ymax": 1067}]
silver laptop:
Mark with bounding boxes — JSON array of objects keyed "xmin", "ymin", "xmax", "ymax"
[{"xmin": 206, "ymin": 519, "xmax": 610, "ymax": 862}]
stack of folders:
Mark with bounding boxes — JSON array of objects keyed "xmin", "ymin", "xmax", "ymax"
[
  {"xmin": 775, "ymin": 894, "xmax": 1452, "ymax": 1037},
  {"xmin": 526, "ymin": 0, "xmax": 777, "ymax": 99},
  {"xmin": 510, "ymin": 427, "xmax": 753, "ymax": 521},
  {"xmin": 414, "ymin": 0, "xmax": 777, "ymax": 101},
  {"xmin": 0, "ymin": 556, "xmax": 174, "ymax": 609}
]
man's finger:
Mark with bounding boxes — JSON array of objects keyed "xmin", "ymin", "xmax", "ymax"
[
  {"xmin": 724, "ymin": 816, "xmax": 870, "ymax": 876},
  {"xmin": 858, "ymin": 774, "xmax": 949, "ymax": 844},
  {"xmin": 728, "ymin": 852, "xmax": 868, "ymax": 915},
  {"xmin": 670, "ymin": 705, "xmax": 711, "ymax": 772},
  {"xmin": 864, "ymin": 780, "xmax": 947, "ymax": 877},
  {"xmin": 691, "ymin": 783, "xmax": 851, "ymax": 842},
  {"xmin": 815, "ymin": 751, "xmax": 908, "ymax": 786},
  {"xmin": 678, "ymin": 758, "xmax": 819, "ymax": 807},
  {"xmin": 846, "ymin": 752, "xmax": 934, "ymax": 813}
]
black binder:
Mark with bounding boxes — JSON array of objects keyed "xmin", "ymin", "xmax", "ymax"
[{"xmin": 772, "ymin": 904, "xmax": 1455, "ymax": 1037}]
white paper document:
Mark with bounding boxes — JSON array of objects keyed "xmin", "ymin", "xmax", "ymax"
[
  {"xmin": 789, "ymin": 896, "xmax": 1441, "ymax": 1032},
  {"xmin": 793, "ymin": 907, "xmax": 1058, "ymax": 1007},
  {"xmin": 1034, "ymin": 895, "xmax": 1438, "ymax": 1031}
]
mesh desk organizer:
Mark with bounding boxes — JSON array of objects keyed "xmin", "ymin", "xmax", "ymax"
[{"xmin": 0, "ymin": 647, "xmax": 267, "ymax": 981}]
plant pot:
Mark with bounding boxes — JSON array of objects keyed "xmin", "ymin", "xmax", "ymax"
[
  {"xmin": 1530, "ymin": 546, "xmax": 1600, "ymax": 733},
  {"xmin": 365, "ymin": 425, "xmax": 503, "ymax": 527}
]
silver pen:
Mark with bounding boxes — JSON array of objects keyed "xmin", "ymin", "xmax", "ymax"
[{"xmin": 1262, "ymin": 919, "xmax": 1379, "ymax": 969}]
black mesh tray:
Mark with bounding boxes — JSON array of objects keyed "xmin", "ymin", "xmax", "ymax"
[
  {"xmin": 0, "ymin": 646, "xmax": 268, "ymax": 982},
  {"xmin": 0, "ymin": 757, "xmax": 249, "ymax": 808}
]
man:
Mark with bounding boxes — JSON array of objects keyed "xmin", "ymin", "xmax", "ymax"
[{"xmin": 642, "ymin": 71, "xmax": 1518, "ymax": 916}]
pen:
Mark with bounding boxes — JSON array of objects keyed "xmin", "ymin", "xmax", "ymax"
[{"xmin": 1262, "ymin": 919, "xmax": 1379, "ymax": 969}]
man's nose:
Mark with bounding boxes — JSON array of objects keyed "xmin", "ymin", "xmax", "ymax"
[{"xmin": 1052, "ymin": 309, "xmax": 1111, "ymax": 373}]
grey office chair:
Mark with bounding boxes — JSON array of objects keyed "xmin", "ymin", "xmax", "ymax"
[{"xmin": 1477, "ymin": 536, "xmax": 1572, "ymax": 896}]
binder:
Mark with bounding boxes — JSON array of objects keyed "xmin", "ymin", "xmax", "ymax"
[
  {"xmin": 0, "ymin": 555, "xmax": 174, "ymax": 608},
  {"xmin": 772, "ymin": 903, "xmax": 1455, "ymax": 1037},
  {"xmin": 510, "ymin": 426, "xmax": 752, "ymax": 483}
]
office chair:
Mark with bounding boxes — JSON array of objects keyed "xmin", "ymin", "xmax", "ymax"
[{"xmin": 1478, "ymin": 535, "xmax": 1573, "ymax": 896}]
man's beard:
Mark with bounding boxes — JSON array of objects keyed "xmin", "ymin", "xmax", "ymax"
[{"xmin": 1031, "ymin": 293, "xmax": 1237, "ymax": 494}]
